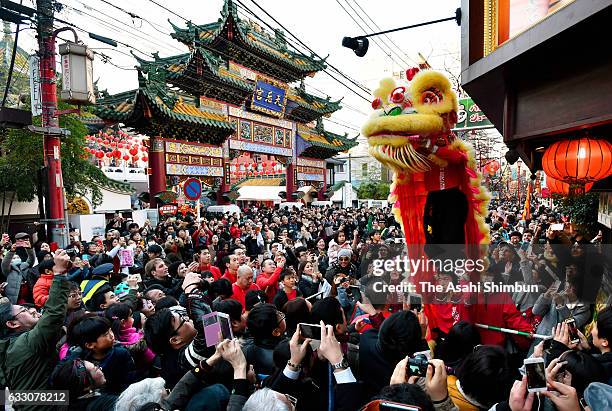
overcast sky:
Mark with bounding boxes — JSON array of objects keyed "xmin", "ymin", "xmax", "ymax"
[{"xmin": 16, "ymin": 0, "xmax": 462, "ymax": 137}]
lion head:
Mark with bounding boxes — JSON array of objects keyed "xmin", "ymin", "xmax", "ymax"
[{"xmin": 362, "ymin": 70, "xmax": 458, "ymax": 173}]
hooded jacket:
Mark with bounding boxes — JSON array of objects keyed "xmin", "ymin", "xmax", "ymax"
[
  {"xmin": 1, "ymin": 248, "xmax": 36, "ymax": 304},
  {"xmin": 32, "ymin": 272, "xmax": 54, "ymax": 308},
  {"xmin": 0, "ymin": 275, "xmax": 69, "ymax": 411}
]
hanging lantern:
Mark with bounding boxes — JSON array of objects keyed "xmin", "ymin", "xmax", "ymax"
[
  {"xmin": 546, "ymin": 176, "xmax": 594, "ymax": 196},
  {"xmin": 132, "ymin": 155, "xmax": 139, "ymax": 162},
  {"xmin": 262, "ymin": 162, "xmax": 267, "ymax": 168},
  {"xmin": 106, "ymin": 152, "xmax": 113, "ymax": 158},
  {"xmin": 141, "ymin": 155, "xmax": 148, "ymax": 162},
  {"xmin": 95, "ymin": 151, "xmax": 104, "ymax": 159},
  {"xmin": 271, "ymin": 161, "xmax": 277, "ymax": 167},
  {"xmin": 118, "ymin": 143, "xmax": 124, "ymax": 149},
  {"xmin": 129, "ymin": 148, "xmax": 138, "ymax": 156},
  {"xmin": 113, "ymin": 150, "xmax": 122, "ymax": 159},
  {"xmin": 122, "ymin": 154, "xmax": 130, "ymax": 161},
  {"xmin": 141, "ymin": 146, "xmax": 147, "ymax": 152},
  {"xmin": 542, "ymin": 137, "xmax": 612, "ymax": 193}
]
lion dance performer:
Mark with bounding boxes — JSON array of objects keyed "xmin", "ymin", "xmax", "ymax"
[{"xmin": 362, "ymin": 68, "xmax": 490, "ymax": 286}]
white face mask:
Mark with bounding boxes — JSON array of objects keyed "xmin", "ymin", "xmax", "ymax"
[{"xmin": 12, "ymin": 256, "xmax": 22, "ymax": 265}]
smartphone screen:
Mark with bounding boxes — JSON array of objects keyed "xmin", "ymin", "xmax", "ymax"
[
  {"xmin": 299, "ymin": 323, "xmax": 322, "ymax": 340},
  {"xmin": 410, "ymin": 295, "xmax": 423, "ymax": 312},
  {"xmin": 565, "ymin": 318, "xmax": 580, "ymax": 344},
  {"xmin": 551, "ymin": 223, "xmax": 564, "ymax": 231},
  {"xmin": 218, "ymin": 314, "xmax": 233, "ymax": 340},
  {"xmin": 525, "ymin": 360, "xmax": 547, "ymax": 392}
]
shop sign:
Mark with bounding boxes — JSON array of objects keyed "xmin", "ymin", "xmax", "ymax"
[
  {"xmin": 454, "ymin": 98, "xmax": 494, "ymax": 131},
  {"xmin": 251, "ymin": 76, "xmax": 288, "ymax": 117},
  {"xmin": 159, "ymin": 204, "xmax": 178, "ymax": 216}
]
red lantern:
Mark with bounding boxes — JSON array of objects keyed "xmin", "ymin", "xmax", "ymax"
[
  {"xmin": 132, "ymin": 155, "xmax": 139, "ymax": 162},
  {"xmin": 546, "ymin": 176, "xmax": 594, "ymax": 196},
  {"xmin": 122, "ymin": 155, "xmax": 130, "ymax": 161},
  {"xmin": 141, "ymin": 146, "xmax": 147, "ymax": 152},
  {"xmin": 96, "ymin": 138, "xmax": 103, "ymax": 144},
  {"xmin": 141, "ymin": 156, "xmax": 148, "ymax": 162},
  {"xmin": 271, "ymin": 161, "xmax": 277, "ymax": 167},
  {"xmin": 95, "ymin": 151, "xmax": 104, "ymax": 159},
  {"xmin": 113, "ymin": 150, "xmax": 121, "ymax": 159},
  {"xmin": 262, "ymin": 162, "xmax": 267, "ymax": 168},
  {"xmin": 542, "ymin": 137, "xmax": 612, "ymax": 189},
  {"xmin": 118, "ymin": 143, "xmax": 124, "ymax": 149},
  {"xmin": 106, "ymin": 152, "xmax": 113, "ymax": 158},
  {"xmin": 129, "ymin": 148, "xmax": 138, "ymax": 156}
]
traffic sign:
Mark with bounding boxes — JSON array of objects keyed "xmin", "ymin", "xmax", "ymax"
[{"xmin": 183, "ymin": 178, "xmax": 202, "ymax": 201}]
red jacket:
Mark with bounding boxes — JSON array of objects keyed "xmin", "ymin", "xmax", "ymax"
[
  {"xmin": 221, "ymin": 270, "xmax": 237, "ymax": 284},
  {"xmin": 33, "ymin": 272, "xmax": 54, "ymax": 308},
  {"xmin": 231, "ymin": 283, "xmax": 260, "ymax": 311},
  {"xmin": 256, "ymin": 266, "xmax": 283, "ymax": 302},
  {"xmin": 469, "ymin": 291, "xmax": 534, "ymax": 349},
  {"xmin": 424, "ymin": 302, "xmax": 471, "ymax": 340},
  {"xmin": 230, "ymin": 226, "xmax": 241, "ymax": 239},
  {"xmin": 199, "ymin": 263, "xmax": 222, "ymax": 281}
]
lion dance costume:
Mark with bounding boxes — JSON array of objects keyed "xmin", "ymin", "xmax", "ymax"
[{"xmin": 363, "ymin": 69, "xmax": 490, "ymax": 283}]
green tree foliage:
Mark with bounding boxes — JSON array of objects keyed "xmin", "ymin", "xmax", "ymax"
[
  {"xmin": 0, "ymin": 96, "xmax": 108, "ymax": 226},
  {"xmin": 357, "ymin": 179, "xmax": 390, "ymax": 200},
  {"xmin": 553, "ymin": 192, "xmax": 600, "ymax": 234}
]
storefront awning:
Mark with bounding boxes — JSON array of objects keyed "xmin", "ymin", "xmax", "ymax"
[
  {"xmin": 237, "ymin": 178, "xmax": 283, "ymax": 187},
  {"xmin": 237, "ymin": 186, "xmax": 285, "ymax": 202}
]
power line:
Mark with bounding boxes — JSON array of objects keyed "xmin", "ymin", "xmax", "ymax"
[
  {"xmin": 350, "ymin": 0, "xmax": 418, "ymax": 66},
  {"xmin": 235, "ymin": 0, "xmax": 371, "ymax": 95},
  {"xmin": 338, "ymin": 0, "xmax": 412, "ymax": 68},
  {"xmin": 139, "ymin": 0, "xmax": 372, "ymax": 103}
]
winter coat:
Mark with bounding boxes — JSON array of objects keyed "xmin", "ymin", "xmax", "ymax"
[
  {"xmin": 32, "ymin": 272, "xmax": 54, "ymax": 307},
  {"xmin": 0, "ymin": 275, "xmax": 70, "ymax": 411},
  {"xmin": 117, "ymin": 326, "xmax": 156, "ymax": 366},
  {"xmin": 1, "ymin": 248, "xmax": 36, "ymax": 304}
]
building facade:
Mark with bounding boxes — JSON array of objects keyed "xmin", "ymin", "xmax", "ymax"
[{"xmin": 93, "ymin": 0, "xmax": 356, "ymax": 207}]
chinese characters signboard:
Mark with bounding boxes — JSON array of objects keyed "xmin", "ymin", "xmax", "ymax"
[
  {"xmin": 454, "ymin": 98, "xmax": 494, "ymax": 131},
  {"xmin": 251, "ymin": 76, "xmax": 288, "ymax": 118}
]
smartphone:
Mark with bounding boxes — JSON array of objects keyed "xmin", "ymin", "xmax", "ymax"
[
  {"xmin": 550, "ymin": 223, "xmax": 565, "ymax": 231},
  {"xmin": 409, "ymin": 295, "xmax": 423, "ymax": 312},
  {"xmin": 565, "ymin": 318, "xmax": 580, "ymax": 345},
  {"xmin": 202, "ymin": 312, "xmax": 234, "ymax": 347},
  {"xmin": 298, "ymin": 323, "xmax": 322, "ymax": 340},
  {"xmin": 524, "ymin": 357, "xmax": 547, "ymax": 392},
  {"xmin": 82, "ymin": 255, "xmax": 89, "ymax": 261},
  {"xmin": 379, "ymin": 402, "xmax": 421, "ymax": 411},
  {"xmin": 128, "ymin": 274, "xmax": 142, "ymax": 283}
]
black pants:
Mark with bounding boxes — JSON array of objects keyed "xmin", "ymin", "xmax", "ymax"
[{"xmin": 423, "ymin": 187, "xmax": 468, "ymax": 260}]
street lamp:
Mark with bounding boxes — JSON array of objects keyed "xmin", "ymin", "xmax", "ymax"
[{"xmin": 342, "ymin": 8, "xmax": 462, "ymax": 57}]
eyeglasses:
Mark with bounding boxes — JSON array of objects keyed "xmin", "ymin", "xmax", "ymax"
[
  {"xmin": 172, "ymin": 314, "xmax": 190, "ymax": 336},
  {"xmin": 10, "ymin": 306, "xmax": 37, "ymax": 320}
]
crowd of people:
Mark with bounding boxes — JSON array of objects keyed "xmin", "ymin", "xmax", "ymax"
[{"xmin": 0, "ymin": 200, "xmax": 610, "ymax": 411}]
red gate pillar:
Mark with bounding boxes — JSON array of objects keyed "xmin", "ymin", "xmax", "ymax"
[
  {"xmin": 148, "ymin": 136, "xmax": 166, "ymax": 208},
  {"xmin": 286, "ymin": 160, "xmax": 295, "ymax": 201},
  {"xmin": 217, "ymin": 160, "xmax": 229, "ymax": 205},
  {"xmin": 319, "ymin": 167, "xmax": 327, "ymax": 200}
]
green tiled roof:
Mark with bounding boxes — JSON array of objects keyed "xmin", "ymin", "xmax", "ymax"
[
  {"xmin": 286, "ymin": 82, "xmax": 342, "ymax": 123},
  {"xmin": 297, "ymin": 118, "xmax": 358, "ymax": 159},
  {"xmin": 92, "ymin": 74, "xmax": 235, "ymax": 145},
  {"xmin": 169, "ymin": 0, "xmax": 326, "ymax": 83},
  {"xmin": 135, "ymin": 48, "xmax": 254, "ymax": 106}
]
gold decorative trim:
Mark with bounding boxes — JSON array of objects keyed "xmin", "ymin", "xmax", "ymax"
[{"xmin": 483, "ymin": 0, "xmax": 498, "ymax": 57}]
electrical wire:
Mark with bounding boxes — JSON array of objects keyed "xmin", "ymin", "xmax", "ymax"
[
  {"xmin": 136, "ymin": 0, "xmax": 372, "ymax": 103},
  {"xmin": 235, "ymin": 0, "xmax": 371, "ymax": 95},
  {"xmin": 339, "ymin": 0, "xmax": 413, "ymax": 68},
  {"xmin": 350, "ymin": 0, "xmax": 418, "ymax": 66},
  {"xmin": 1, "ymin": 1, "xmax": 23, "ymax": 107}
]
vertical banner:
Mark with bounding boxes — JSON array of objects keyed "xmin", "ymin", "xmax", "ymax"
[{"xmin": 224, "ymin": 162, "xmax": 231, "ymax": 185}]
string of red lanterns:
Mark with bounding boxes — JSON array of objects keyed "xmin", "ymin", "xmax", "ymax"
[{"xmin": 84, "ymin": 129, "xmax": 149, "ymax": 165}]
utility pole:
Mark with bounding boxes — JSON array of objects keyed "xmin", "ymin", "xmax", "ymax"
[{"xmin": 37, "ymin": 0, "xmax": 67, "ymax": 247}]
